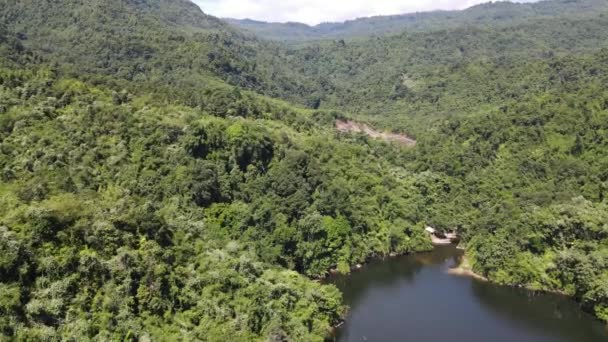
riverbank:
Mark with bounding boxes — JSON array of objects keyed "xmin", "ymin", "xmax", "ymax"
[
  {"xmin": 431, "ymin": 234, "xmax": 454, "ymax": 245},
  {"xmin": 326, "ymin": 244, "xmax": 608, "ymax": 341},
  {"xmin": 447, "ymin": 255, "xmax": 488, "ymax": 282},
  {"xmin": 322, "ymin": 244, "xmax": 435, "ymax": 280},
  {"xmin": 447, "ymin": 254, "xmax": 574, "ymax": 297}
]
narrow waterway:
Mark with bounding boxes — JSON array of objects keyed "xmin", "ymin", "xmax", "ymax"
[{"xmin": 327, "ymin": 245, "xmax": 607, "ymax": 342}]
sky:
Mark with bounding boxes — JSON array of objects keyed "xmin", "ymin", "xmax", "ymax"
[{"xmin": 193, "ymin": 0, "xmax": 537, "ymax": 25}]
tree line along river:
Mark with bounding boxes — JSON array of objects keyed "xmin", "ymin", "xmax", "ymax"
[{"xmin": 326, "ymin": 245, "xmax": 608, "ymax": 342}]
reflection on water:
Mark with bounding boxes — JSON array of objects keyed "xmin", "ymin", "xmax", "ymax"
[
  {"xmin": 471, "ymin": 281, "xmax": 608, "ymax": 341},
  {"xmin": 327, "ymin": 245, "xmax": 607, "ymax": 342}
]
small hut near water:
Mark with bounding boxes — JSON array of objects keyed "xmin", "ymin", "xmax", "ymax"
[{"xmin": 425, "ymin": 226, "xmax": 459, "ymax": 245}]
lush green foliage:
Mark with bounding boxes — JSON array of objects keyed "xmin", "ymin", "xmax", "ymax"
[
  {"xmin": 227, "ymin": 0, "xmax": 608, "ymax": 42},
  {"xmin": 2, "ymin": 0, "xmax": 608, "ymax": 339},
  {"xmin": 0, "ymin": 0, "xmax": 323, "ymax": 106},
  {"xmin": 236, "ymin": 0, "xmax": 608, "ymax": 323},
  {"xmin": 0, "ymin": 41, "xmax": 431, "ymax": 339},
  {"xmin": 396, "ymin": 50, "xmax": 608, "ymax": 320}
]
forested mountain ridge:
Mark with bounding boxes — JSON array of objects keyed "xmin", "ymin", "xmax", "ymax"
[
  {"xmin": 1, "ymin": 0, "xmax": 608, "ymax": 340},
  {"xmin": 5, "ymin": 0, "xmax": 608, "ymax": 119},
  {"xmin": 225, "ymin": 0, "xmax": 608, "ymax": 41},
  {"xmin": 280, "ymin": 12, "xmax": 608, "ymax": 134},
  {"xmin": 408, "ymin": 49, "xmax": 608, "ymax": 321},
  {"xmin": 0, "ymin": 0, "xmax": 326, "ymax": 106},
  {"xmin": 0, "ymin": 18, "xmax": 434, "ymax": 340}
]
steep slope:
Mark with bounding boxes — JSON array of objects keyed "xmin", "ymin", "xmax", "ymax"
[
  {"xmin": 1, "ymin": 0, "xmax": 608, "ymax": 338},
  {"xmin": 0, "ymin": 0, "xmax": 323, "ymax": 106},
  {"xmin": 225, "ymin": 0, "xmax": 608, "ymax": 323},
  {"xmin": 4, "ymin": 0, "xmax": 608, "ymax": 116},
  {"xmin": 407, "ymin": 49, "xmax": 608, "ymax": 321},
  {"xmin": 0, "ymin": 26, "xmax": 432, "ymax": 340},
  {"xmin": 282, "ymin": 12, "xmax": 608, "ymax": 133}
]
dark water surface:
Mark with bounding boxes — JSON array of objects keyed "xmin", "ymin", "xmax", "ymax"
[{"xmin": 327, "ymin": 245, "xmax": 608, "ymax": 342}]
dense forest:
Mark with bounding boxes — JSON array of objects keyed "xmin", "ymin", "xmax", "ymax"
[
  {"xmin": 1, "ymin": 0, "xmax": 608, "ymax": 340},
  {"xmin": 228, "ymin": 0, "xmax": 608, "ymax": 41}
]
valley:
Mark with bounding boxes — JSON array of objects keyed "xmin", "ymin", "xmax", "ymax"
[{"xmin": 0, "ymin": 0, "xmax": 608, "ymax": 340}]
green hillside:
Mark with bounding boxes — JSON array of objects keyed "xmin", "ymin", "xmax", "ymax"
[
  {"xmin": 0, "ymin": 0, "xmax": 324, "ymax": 106},
  {"xmin": 226, "ymin": 0, "xmax": 608, "ymax": 41},
  {"xmin": 409, "ymin": 50, "xmax": 608, "ymax": 320},
  {"xmin": 1, "ymin": 0, "xmax": 608, "ymax": 340},
  {"xmin": 0, "ymin": 19, "xmax": 432, "ymax": 340},
  {"xmin": 282, "ymin": 12, "xmax": 608, "ymax": 131}
]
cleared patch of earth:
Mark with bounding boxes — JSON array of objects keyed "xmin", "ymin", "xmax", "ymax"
[{"xmin": 335, "ymin": 120, "xmax": 416, "ymax": 146}]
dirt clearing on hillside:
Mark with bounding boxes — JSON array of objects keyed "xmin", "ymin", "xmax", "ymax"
[{"xmin": 335, "ymin": 120, "xmax": 416, "ymax": 146}]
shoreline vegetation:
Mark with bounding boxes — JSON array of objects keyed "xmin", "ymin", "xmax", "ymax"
[
  {"xmin": 446, "ymin": 254, "xmax": 597, "ymax": 320},
  {"xmin": 331, "ymin": 244, "xmax": 605, "ymax": 338},
  {"xmin": 326, "ymin": 232, "xmax": 459, "ymax": 334},
  {"xmin": 447, "ymin": 255, "xmax": 488, "ymax": 282},
  {"xmin": 325, "ymin": 230, "xmax": 447, "ymax": 279},
  {"xmin": 446, "ymin": 254, "xmax": 574, "ymax": 295},
  {"xmin": 2, "ymin": 0, "xmax": 608, "ymax": 339}
]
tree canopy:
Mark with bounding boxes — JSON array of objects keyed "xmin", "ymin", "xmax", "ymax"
[{"xmin": 1, "ymin": 0, "xmax": 608, "ymax": 339}]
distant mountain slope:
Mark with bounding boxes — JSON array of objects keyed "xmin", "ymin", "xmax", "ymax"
[
  {"xmin": 2, "ymin": 0, "xmax": 608, "ymax": 337},
  {"xmin": 225, "ymin": 0, "xmax": 608, "ymax": 41},
  {"xmin": 4, "ymin": 0, "xmax": 608, "ymax": 113},
  {"xmin": 0, "ymin": 14, "xmax": 432, "ymax": 340},
  {"xmin": 0, "ymin": 0, "xmax": 323, "ymax": 105},
  {"xmin": 277, "ymin": 12, "xmax": 608, "ymax": 136}
]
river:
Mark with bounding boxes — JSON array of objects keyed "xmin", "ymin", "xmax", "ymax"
[{"xmin": 327, "ymin": 245, "xmax": 608, "ymax": 342}]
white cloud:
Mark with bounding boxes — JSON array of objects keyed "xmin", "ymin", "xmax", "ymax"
[{"xmin": 193, "ymin": 0, "xmax": 537, "ymax": 25}]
